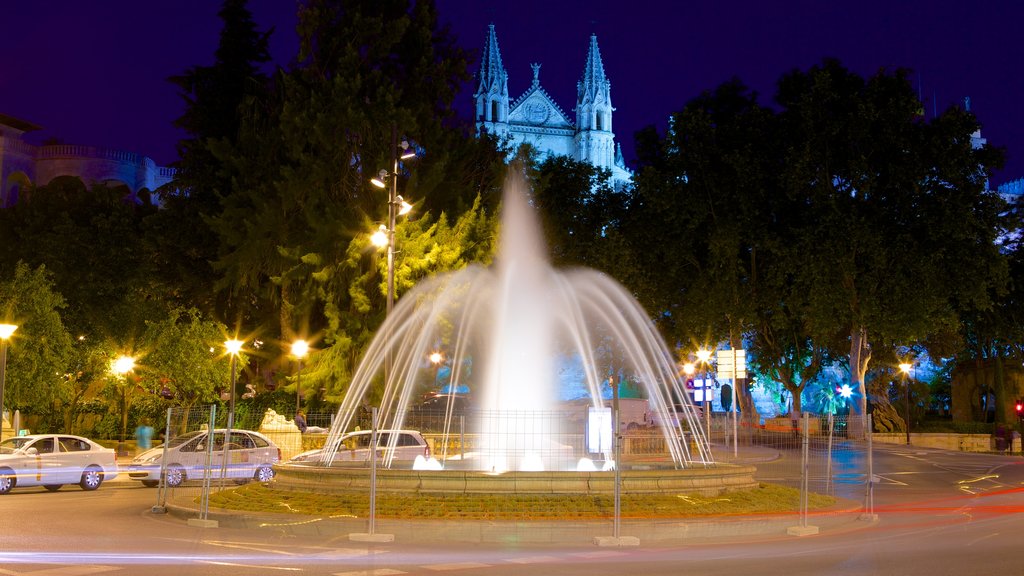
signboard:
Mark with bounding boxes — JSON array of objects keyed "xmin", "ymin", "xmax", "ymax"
[
  {"xmin": 586, "ymin": 407, "xmax": 612, "ymax": 454},
  {"xmin": 716, "ymin": 349, "xmax": 747, "ymax": 379}
]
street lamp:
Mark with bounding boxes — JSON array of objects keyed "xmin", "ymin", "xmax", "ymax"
[
  {"xmin": 112, "ymin": 355, "xmax": 136, "ymax": 454},
  {"xmin": 899, "ymin": 362, "xmax": 913, "ymax": 445},
  {"xmin": 696, "ymin": 348, "xmax": 712, "ymax": 441},
  {"xmin": 225, "ymin": 339, "xmax": 244, "ymax": 430},
  {"xmin": 0, "ymin": 324, "xmax": 18, "ymax": 443},
  {"xmin": 291, "ymin": 339, "xmax": 309, "ymax": 414},
  {"xmin": 370, "ymin": 136, "xmax": 417, "ymax": 317},
  {"xmin": 429, "ymin": 351, "xmax": 443, "ymax": 389}
]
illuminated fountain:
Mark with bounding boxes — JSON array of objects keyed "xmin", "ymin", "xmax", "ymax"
[{"xmin": 318, "ymin": 169, "xmax": 712, "ymax": 471}]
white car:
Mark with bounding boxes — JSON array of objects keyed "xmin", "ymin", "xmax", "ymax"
[
  {"xmin": 128, "ymin": 429, "xmax": 280, "ymax": 487},
  {"xmin": 0, "ymin": 434, "xmax": 119, "ymax": 494},
  {"xmin": 290, "ymin": 430, "xmax": 430, "ymax": 465}
]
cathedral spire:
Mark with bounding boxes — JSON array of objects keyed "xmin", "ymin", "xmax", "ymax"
[
  {"xmin": 476, "ymin": 24, "xmax": 507, "ymax": 96},
  {"xmin": 473, "ymin": 24, "xmax": 509, "ymax": 136},
  {"xmin": 577, "ymin": 34, "xmax": 610, "ymax": 105}
]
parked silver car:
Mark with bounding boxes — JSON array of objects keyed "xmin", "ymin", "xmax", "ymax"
[
  {"xmin": 0, "ymin": 434, "xmax": 118, "ymax": 494},
  {"xmin": 127, "ymin": 429, "xmax": 280, "ymax": 487},
  {"xmin": 290, "ymin": 429, "xmax": 430, "ymax": 466}
]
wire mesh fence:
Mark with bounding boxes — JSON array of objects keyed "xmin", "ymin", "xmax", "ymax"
[
  {"xmin": 138, "ymin": 405, "xmax": 284, "ymax": 519},
  {"xmin": 150, "ymin": 404, "xmax": 869, "ymax": 529}
]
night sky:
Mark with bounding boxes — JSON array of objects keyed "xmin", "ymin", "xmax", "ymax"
[{"xmin": 3, "ymin": 0, "xmax": 1023, "ymax": 186}]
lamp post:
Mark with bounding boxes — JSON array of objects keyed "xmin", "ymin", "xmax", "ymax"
[
  {"xmin": 0, "ymin": 324, "xmax": 18, "ymax": 443},
  {"xmin": 225, "ymin": 340, "xmax": 244, "ymax": 430},
  {"xmin": 696, "ymin": 348, "xmax": 712, "ymax": 442},
  {"xmin": 369, "ymin": 134, "xmax": 417, "ymax": 318},
  {"xmin": 899, "ymin": 362, "xmax": 913, "ymax": 445},
  {"xmin": 429, "ymin": 351, "xmax": 443, "ymax": 389},
  {"xmin": 370, "ymin": 131, "xmax": 416, "ymax": 389},
  {"xmin": 112, "ymin": 355, "xmax": 135, "ymax": 454},
  {"xmin": 291, "ymin": 340, "xmax": 309, "ymax": 414}
]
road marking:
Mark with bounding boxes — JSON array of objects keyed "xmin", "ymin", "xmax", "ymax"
[
  {"xmin": 333, "ymin": 570, "xmax": 407, "ymax": 576},
  {"xmin": 424, "ymin": 562, "xmax": 491, "ymax": 570},
  {"xmin": 199, "ymin": 561, "xmax": 301, "ymax": 571},
  {"xmin": 569, "ymin": 551, "xmax": 629, "ymax": 559},
  {"xmin": 505, "ymin": 555, "xmax": 561, "ymax": 564},
  {"xmin": 0, "ymin": 567, "xmax": 119, "ymax": 576}
]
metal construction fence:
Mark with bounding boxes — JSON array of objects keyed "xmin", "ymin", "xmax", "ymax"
[
  {"xmin": 148, "ymin": 405, "xmax": 285, "ymax": 521},
  {"xmin": 153, "ymin": 404, "xmax": 874, "ymax": 532}
]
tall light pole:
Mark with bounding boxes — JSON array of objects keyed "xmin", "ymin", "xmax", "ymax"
[
  {"xmin": 370, "ymin": 133, "xmax": 416, "ymax": 317},
  {"xmin": 291, "ymin": 339, "xmax": 309, "ymax": 414},
  {"xmin": 112, "ymin": 355, "xmax": 136, "ymax": 454},
  {"xmin": 429, "ymin": 351, "xmax": 443, "ymax": 390},
  {"xmin": 370, "ymin": 131, "xmax": 416, "ymax": 388},
  {"xmin": 899, "ymin": 362, "xmax": 913, "ymax": 445},
  {"xmin": 225, "ymin": 340, "xmax": 244, "ymax": 430},
  {"xmin": 0, "ymin": 324, "xmax": 18, "ymax": 443},
  {"xmin": 696, "ymin": 348, "xmax": 712, "ymax": 442}
]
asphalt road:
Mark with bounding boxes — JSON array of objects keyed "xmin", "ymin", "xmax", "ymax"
[{"xmin": 1, "ymin": 445, "xmax": 1022, "ymax": 575}]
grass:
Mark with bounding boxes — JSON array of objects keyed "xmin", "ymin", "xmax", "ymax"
[{"xmin": 206, "ymin": 482, "xmax": 836, "ymax": 521}]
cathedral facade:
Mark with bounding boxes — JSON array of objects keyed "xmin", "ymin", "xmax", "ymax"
[{"xmin": 473, "ymin": 25, "xmax": 633, "ymax": 187}]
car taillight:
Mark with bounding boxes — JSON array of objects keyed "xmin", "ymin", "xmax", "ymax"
[
  {"xmin": 424, "ymin": 445, "xmax": 430, "ymax": 457},
  {"xmin": 276, "ymin": 448, "xmax": 282, "ymax": 462}
]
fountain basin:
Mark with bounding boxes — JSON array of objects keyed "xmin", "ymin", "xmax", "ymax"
[{"xmin": 273, "ymin": 462, "xmax": 757, "ymax": 497}]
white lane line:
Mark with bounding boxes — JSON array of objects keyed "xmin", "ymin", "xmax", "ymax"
[
  {"xmin": 329, "ymin": 565, "xmax": 405, "ymax": 569},
  {"xmin": 1, "ymin": 568, "xmax": 119, "ymax": 576},
  {"xmin": 505, "ymin": 555, "xmax": 561, "ymax": 564},
  {"xmin": 569, "ymin": 551, "xmax": 629, "ymax": 558},
  {"xmin": 423, "ymin": 562, "xmax": 492, "ymax": 571},
  {"xmin": 199, "ymin": 561, "xmax": 302, "ymax": 571}
]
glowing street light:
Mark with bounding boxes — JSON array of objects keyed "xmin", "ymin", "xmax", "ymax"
[
  {"xmin": 112, "ymin": 355, "xmax": 135, "ymax": 375},
  {"xmin": 111, "ymin": 355, "xmax": 136, "ymax": 453},
  {"xmin": 901, "ymin": 360, "xmax": 917, "ymax": 446},
  {"xmin": 369, "ymin": 136, "xmax": 418, "ymax": 318},
  {"xmin": 292, "ymin": 339, "xmax": 310, "ymax": 414},
  {"xmin": 430, "ymin": 351, "xmax": 444, "ymax": 388},
  {"xmin": 225, "ymin": 339, "xmax": 244, "ymax": 428},
  {"xmin": 0, "ymin": 323, "xmax": 18, "ymax": 443},
  {"xmin": 695, "ymin": 348, "xmax": 712, "ymax": 440},
  {"xmin": 370, "ymin": 225, "xmax": 389, "ymax": 248}
]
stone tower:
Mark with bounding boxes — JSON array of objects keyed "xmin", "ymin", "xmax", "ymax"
[
  {"xmin": 473, "ymin": 24, "xmax": 510, "ymax": 138},
  {"xmin": 574, "ymin": 34, "xmax": 616, "ymax": 172}
]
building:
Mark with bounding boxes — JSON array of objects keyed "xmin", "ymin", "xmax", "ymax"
[
  {"xmin": 473, "ymin": 25, "xmax": 633, "ymax": 187},
  {"xmin": 0, "ymin": 113, "xmax": 174, "ymax": 207}
]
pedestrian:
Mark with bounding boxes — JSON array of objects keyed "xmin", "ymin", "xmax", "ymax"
[
  {"xmin": 135, "ymin": 421, "xmax": 154, "ymax": 455},
  {"xmin": 295, "ymin": 410, "xmax": 307, "ymax": 433}
]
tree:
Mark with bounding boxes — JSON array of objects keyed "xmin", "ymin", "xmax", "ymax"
[
  {"xmin": 203, "ymin": 0, "xmax": 505, "ymax": 398},
  {"xmin": 139, "ymin": 308, "xmax": 234, "ymax": 419},
  {"xmin": 156, "ymin": 0, "xmax": 275, "ymax": 318},
  {"xmin": 775, "ymin": 60, "xmax": 1007, "ymax": 421},
  {"xmin": 627, "ymin": 80, "xmax": 776, "ymax": 419},
  {"xmin": 0, "ymin": 262, "xmax": 74, "ymax": 430}
]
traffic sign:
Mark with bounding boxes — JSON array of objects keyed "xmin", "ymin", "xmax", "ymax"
[{"xmin": 716, "ymin": 349, "xmax": 747, "ymax": 379}]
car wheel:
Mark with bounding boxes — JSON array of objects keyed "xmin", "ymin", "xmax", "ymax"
[
  {"xmin": 254, "ymin": 465, "xmax": 275, "ymax": 483},
  {"xmin": 44, "ymin": 484, "xmax": 62, "ymax": 492},
  {"xmin": 141, "ymin": 480, "xmax": 159, "ymax": 488},
  {"xmin": 79, "ymin": 466, "xmax": 103, "ymax": 491},
  {"xmin": 0, "ymin": 470, "xmax": 15, "ymax": 494},
  {"xmin": 164, "ymin": 465, "xmax": 185, "ymax": 487}
]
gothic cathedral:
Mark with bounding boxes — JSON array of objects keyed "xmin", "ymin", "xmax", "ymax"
[{"xmin": 473, "ymin": 25, "xmax": 633, "ymax": 187}]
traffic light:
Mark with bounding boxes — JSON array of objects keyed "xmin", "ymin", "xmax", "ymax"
[{"xmin": 1016, "ymin": 398, "xmax": 1023, "ymax": 419}]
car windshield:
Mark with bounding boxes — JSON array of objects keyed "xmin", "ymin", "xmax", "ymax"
[
  {"xmin": 0, "ymin": 437, "xmax": 35, "ymax": 454},
  {"xmin": 166, "ymin": 430, "xmax": 205, "ymax": 448}
]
